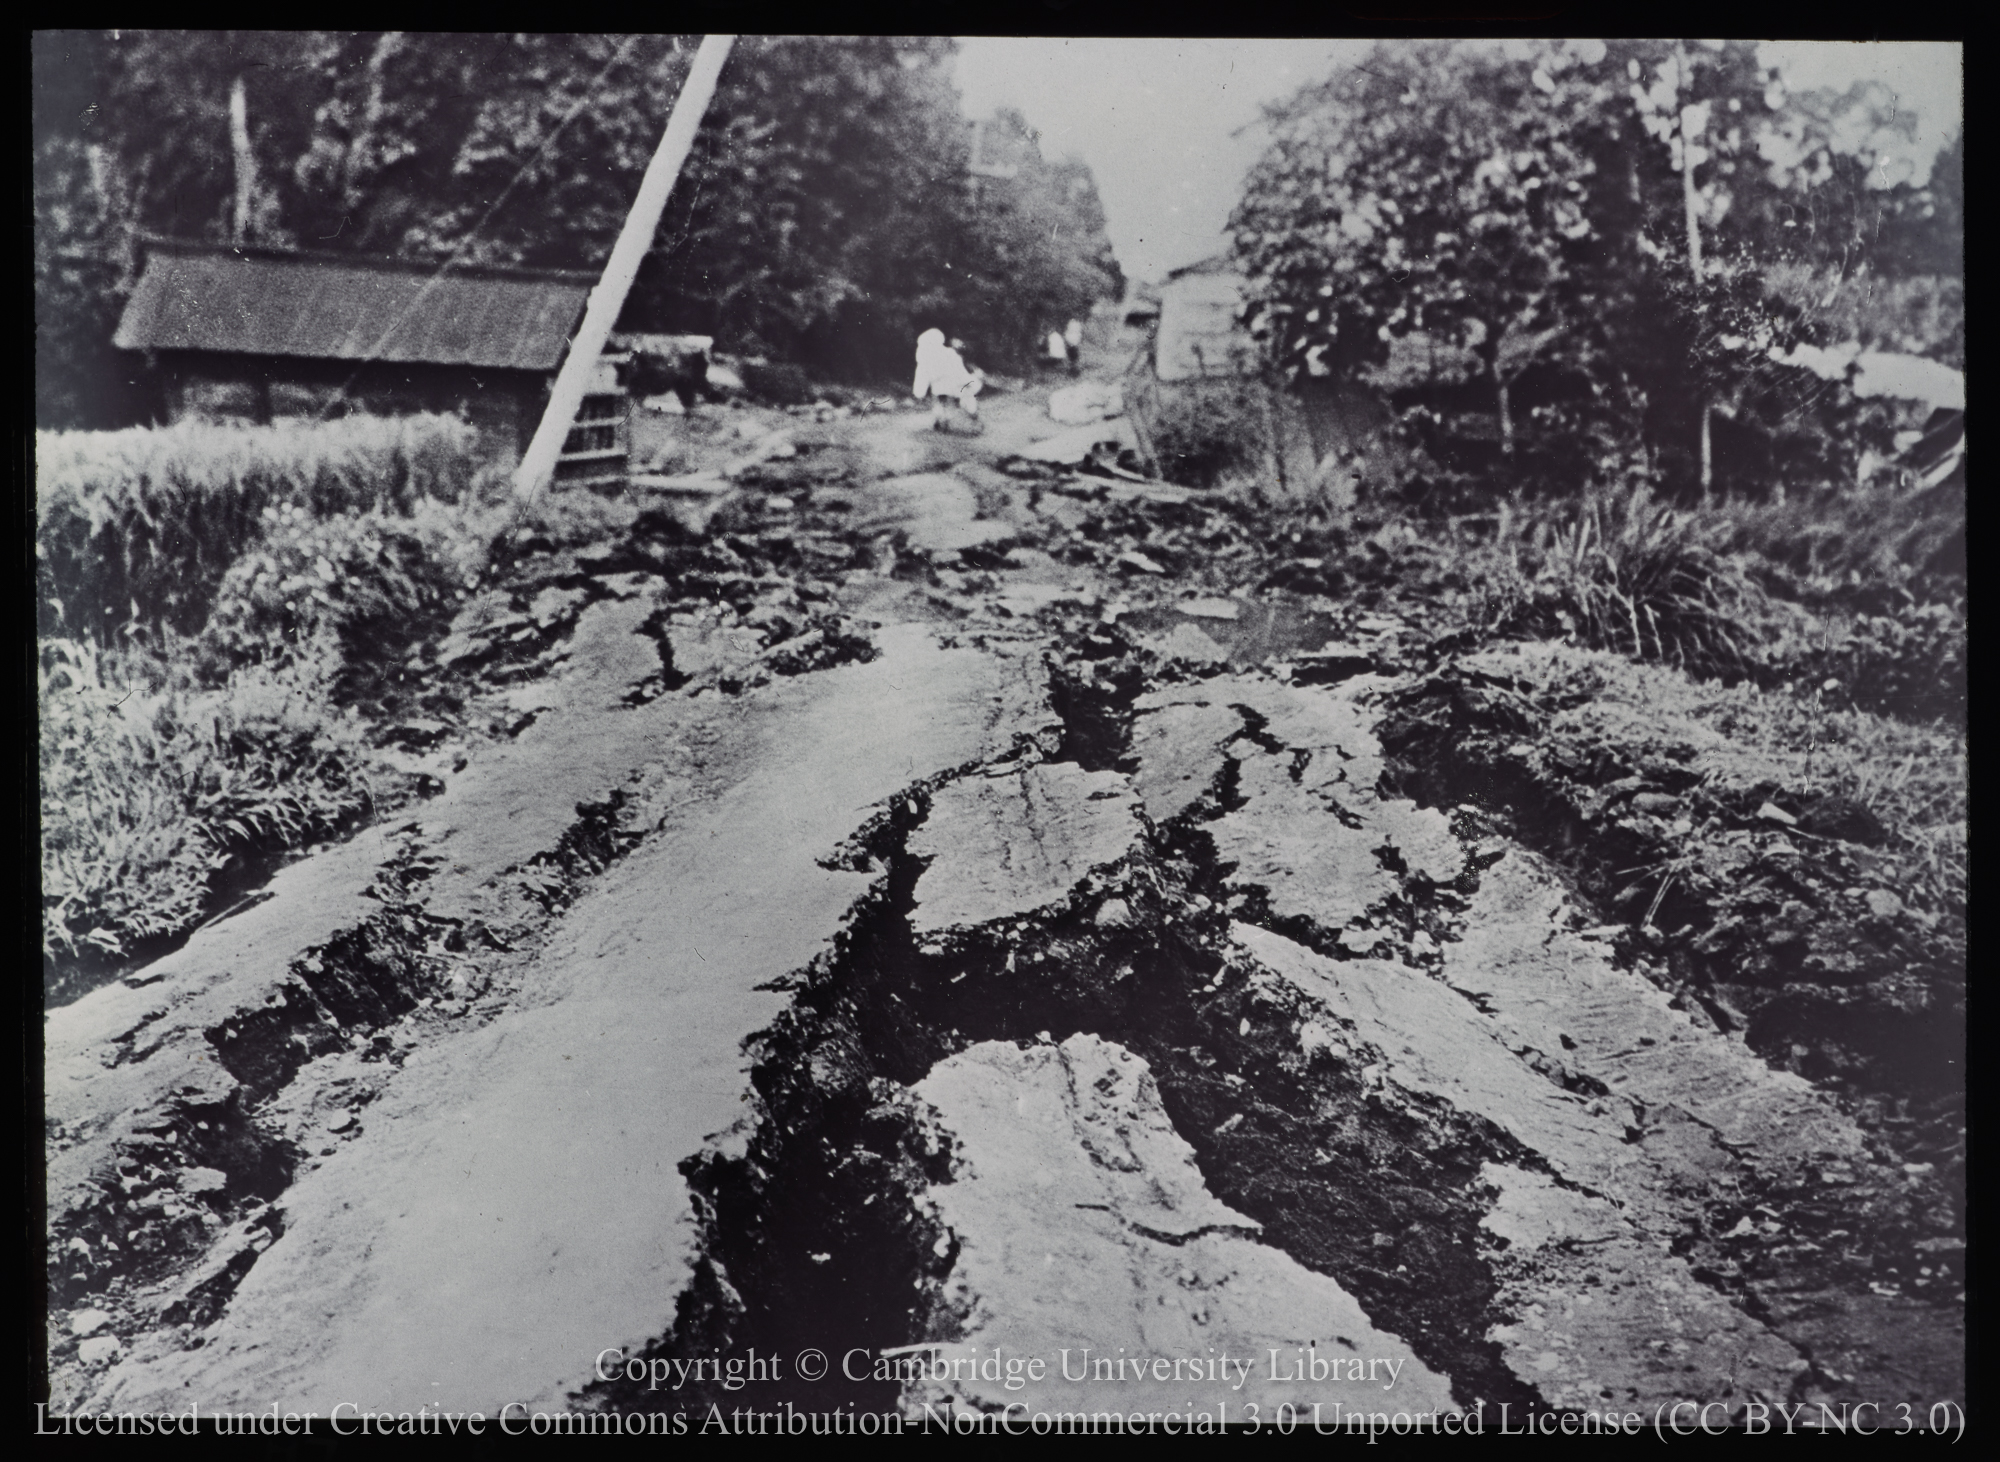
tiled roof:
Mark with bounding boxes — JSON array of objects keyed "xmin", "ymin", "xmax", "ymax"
[{"xmin": 114, "ymin": 242, "xmax": 592, "ymax": 372}]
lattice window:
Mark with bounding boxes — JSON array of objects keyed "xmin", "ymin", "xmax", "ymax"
[{"xmin": 554, "ymin": 389, "xmax": 629, "ymax": 486}]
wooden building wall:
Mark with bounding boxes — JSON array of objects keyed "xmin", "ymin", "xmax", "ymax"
[{"xmin": 156, "ymin": 351, "xmax": 549, "ymax": 459}]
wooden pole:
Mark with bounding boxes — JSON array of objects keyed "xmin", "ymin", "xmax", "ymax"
[
  {"xmin": 515, "ymin": 34, "xmax": 735, "ymax": 500},
  {"xmin": 1676, "ymin": 42, "xmax": 1713, "ymax": 498}
]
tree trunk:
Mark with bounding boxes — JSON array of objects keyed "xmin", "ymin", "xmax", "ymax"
[
  {"xmin": 1497, "ymin": 376, "xmax": 1514, "ymax": 456},
  {"xmin": 1676, "ymin": 42, "xmax": 1712, "ymax": 500},
  {"xmin": 229, "ymin": 76, "xmax": 257, "ymax": 245}
]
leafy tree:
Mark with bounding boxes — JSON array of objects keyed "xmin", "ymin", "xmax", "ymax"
[
  {"xmin": 33, "ymin": 31, "xmax": 1125, "ymax": 424},
  {"xmin": 641, "ymin": 36, "xmax": 991, "ymax": 375},
  {"xmin": 911, "ymin": 108, "xmax": 1123, "ymax": 370},
  {"xmin": 1232, "ymin": 38, "xmax": 1961, "ymax": 504},
  {"xmin": 1232, "ymin": 40, "xmax": 1648, "ymax": 496}
]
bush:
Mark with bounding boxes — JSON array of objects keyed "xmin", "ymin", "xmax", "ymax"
[
  {"xmin": 1472, "ymin": 485, "xmax": 1763, "ymax": 680},
  {"xmin": 1432, "ymin": 468, "xmax": 1967, "ymax": 725},
  {"xmin": 201, "ymin": 494, "xmax": 507, "ymax": 683},
  {"xmin": 1150, "ymin": 379, "xmax": 1268, "ymax": 489}
]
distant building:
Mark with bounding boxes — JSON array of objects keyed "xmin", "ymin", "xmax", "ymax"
[
  {"xmin": 1120, "ymin": 282, "xmax": 1161, "ymax": 326},
  {"xmin": 1152, "ymin": 256, "xmax": 1258, "ymax": 383},
  {"xmin": 1123, "ymin": 256, "xmax": 1399, "ymax": 511},
  {"xmin": 112, "ymin": 241, "xmax": 628, "ymax": 479}
]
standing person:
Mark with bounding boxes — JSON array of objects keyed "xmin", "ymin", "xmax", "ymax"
[
  {"xmin": 912, "ymin": 328, "xmax": 982, "ymax": 432},
  {"xmin": 1063, "ymin": 317, "xmax": 1085, "ymax": 376},
  {"xmin": 1046, "ymin": 328, "xmax": 1070, "ymax": 372}
]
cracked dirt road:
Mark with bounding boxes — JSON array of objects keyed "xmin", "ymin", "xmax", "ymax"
[{"xmin": 47, "ymin": 368, "xmax": 1962, "ymax": 1423}]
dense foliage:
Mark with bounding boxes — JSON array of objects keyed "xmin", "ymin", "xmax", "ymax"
[
  {"xmin": 1230, "ymin": 39, "xmax": 1962, "ymax": 505},
  {"xmin": 33, "ymin": 31, "xmax": 1123, "ymax": 426},
  {"xmin": 41, "ymin": 630, "xmax": 372, "ymax": 970}
]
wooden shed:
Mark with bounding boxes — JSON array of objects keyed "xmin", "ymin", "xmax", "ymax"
[
  {"xmin": 1123, "ymin": 256, "xmax": 1400, "ymax": 513},
  {"xmin": 113, "ymin": 241, "xmax": 629, "ymax": 480}
]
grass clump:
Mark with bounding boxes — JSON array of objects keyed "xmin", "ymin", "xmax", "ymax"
[
  {"xmin": 40, "ymin": 631, "xmax": 372, "ymax": 982},
  {"xmin": 1406, "ymin": 475, "xmax": 1965, "ymax": 725},
  {"xmin": 1460, "ymin": 484, "xmax": 1763, "ymax": 679}
]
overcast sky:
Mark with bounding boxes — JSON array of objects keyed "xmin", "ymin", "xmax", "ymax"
[{"xmin": 954, "ymin": 39, "xmax": 1963, "ymax": 286}]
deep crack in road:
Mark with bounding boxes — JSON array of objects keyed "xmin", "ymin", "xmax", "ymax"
[{"xmin": 45, "ymin": 368, "xmax": 1963, "ymax": 1421}]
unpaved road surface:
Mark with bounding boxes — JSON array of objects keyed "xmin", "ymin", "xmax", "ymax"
[{"xmin": 46, "ymin": 360, "xmax": 1963, "ymax": 1425}]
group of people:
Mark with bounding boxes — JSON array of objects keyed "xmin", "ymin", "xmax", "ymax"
[{"xmin": 911, "ymin": 318, "xmax": 1085, "ymax": 432}]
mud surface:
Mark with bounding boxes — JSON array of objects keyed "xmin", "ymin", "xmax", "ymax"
[{"xmin": 45, "ymin": 358, "xmax": 1962, "ymax": 1425}]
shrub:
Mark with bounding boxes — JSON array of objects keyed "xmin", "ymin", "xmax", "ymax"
[
  {"xmin": 1472, "ymin": 485, "xmax": 1763, "ymax": 680},
  {"xmin": 200, "ymin": 494, "xmax": 508, "ymax": 682},
  {"xmin": 1150, "ymin": 379, "xmax": 1268, "ymax": 489}
]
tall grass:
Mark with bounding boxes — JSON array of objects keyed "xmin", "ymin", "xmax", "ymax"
[
  {"xmin": 36, "ymin": 414, "xmax": 516, "ymax": 987},
  {"xmin": 1441, "ymin": 475, "xmax": 1965, "ymax": 722},
  {"xmin": 36, "ymin": 414, "xmax": 503, "ymax": 642},
  {"xmin": 1464, "ymin": 484, "xmax": 1761, "ymax": 678},
  {"xmin": 40, "ymin": 631, "xmax": 372, "ymax": 969}
]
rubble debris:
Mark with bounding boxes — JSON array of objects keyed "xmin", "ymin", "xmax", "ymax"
[
  {"xmin": 1292, "ymin": 643, "xmax": 1379, "ymax": 685},
  {"xmin": 1021, "ymin": 417, "xmax": 1141, "ymax": 466},
  {"xmin": 78, "ymin": 1337, "xmax": 123, "ymax": 1367},
  {"xmin": 1141, "ymin": 620, "xmax": 1232, "ymax": 664},
  {"xmin": 1130, "ymin": 700, "xmax": 1246, "ymax": 826},
  {"xmin": 1476, "ymin": 1164, "xmax": 1808, "ymax": 1411}
]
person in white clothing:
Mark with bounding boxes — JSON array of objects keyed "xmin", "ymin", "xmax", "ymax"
[
  {"xmin": 1063, "ymin": 317, "xmax": 1084, "ymax": 375},
  {"xmin": 913, "ymin": 328, "xmax": 982, "ymax": 431}
]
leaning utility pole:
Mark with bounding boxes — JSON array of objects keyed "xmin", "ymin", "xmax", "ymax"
[{"xmin": 514, "ymin": 34, "xmax": 736, "ymax": 500}]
